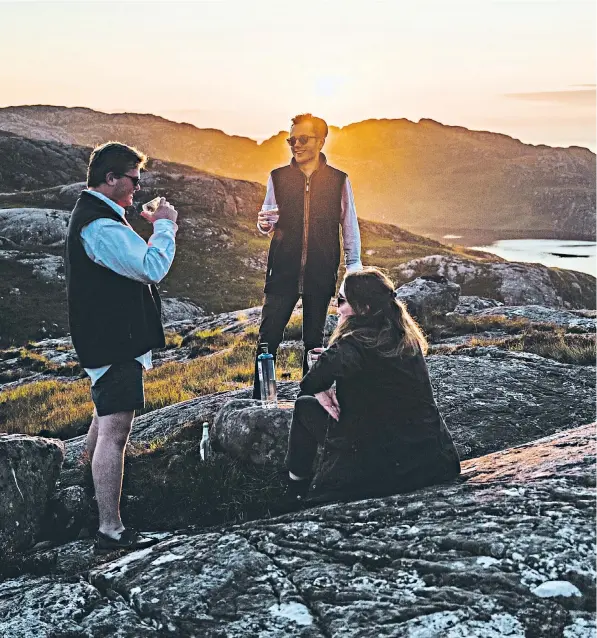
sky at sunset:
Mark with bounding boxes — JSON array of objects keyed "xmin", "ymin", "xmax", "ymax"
[{"xmin": 1, "ymin": 0, "xmax": 595, "ymax": 149}]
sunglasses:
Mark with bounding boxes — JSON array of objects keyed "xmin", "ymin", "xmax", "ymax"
[
  {"xmin": 118, "ymin": 173, "xmax": 141, "ymax": 187},
  {"xmin": 286, "ymin": 135, "xmax": 319, "ymax": 147},
  {"xmin": 337, "ymin": 294, "xmax": 347, "ymax": 306}
]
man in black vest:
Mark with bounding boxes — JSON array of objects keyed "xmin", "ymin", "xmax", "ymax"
[
  {"xmin": 253, "ymin": 114, "xmax": 362, "ymax": 399},
  {"xmin": 66, "ymin": 142, "xmax": 178, "ymax": 552}
]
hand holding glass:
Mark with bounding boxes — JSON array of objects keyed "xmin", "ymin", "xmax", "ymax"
[
  {"xmin": 258, "ymin": 205, "xmax": 279, "ymax": 231},
  {"xmin": 142, "ymin": 197, "xmax": 162, "ymax": 214}
]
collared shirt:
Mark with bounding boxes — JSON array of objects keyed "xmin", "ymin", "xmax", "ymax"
[
  {"xmin": 80, "ymin": 190, "xmax": 178, "ymax": 385},
  {"xmin": 258, "ymin": 174, "xmax": 363, "ymax": 273}
]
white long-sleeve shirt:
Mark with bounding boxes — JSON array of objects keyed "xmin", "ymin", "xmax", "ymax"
[
  {"xmin": 259, "ymin": 174, "xmax": 363, "ymax": 273},
  {"xmin": 80, "ymin": 190, "xmax": 178, "ymax": 385}
]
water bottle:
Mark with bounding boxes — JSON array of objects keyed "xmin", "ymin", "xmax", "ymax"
[
  {"xmin": 257, "ymin": 342, "xmax": 278, "ymax": 408},
  {"xmin": 200, "ymin": 422, "xmax": 212, "ymax": 461}
]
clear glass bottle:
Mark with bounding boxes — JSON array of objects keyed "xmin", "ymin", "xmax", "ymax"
[
  {"xmin": 257, "ymin": 342, "xmax": 278, "ymax": 408},
  {"xmin": 200, "ymin": 422, "xmax": 211, "ymax": 461}
]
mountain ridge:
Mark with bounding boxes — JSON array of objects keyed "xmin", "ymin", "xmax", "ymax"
[{"xmin": 0, "ymin": 104, "xmax": 593, "ymax": 241}]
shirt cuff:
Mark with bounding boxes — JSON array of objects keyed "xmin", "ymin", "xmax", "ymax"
[
  {"xmin": 154, "ymin": 219, "xmax": 178, "ymax": 234},
  {"xmin": 345, "ymin": 261, "xmax": 363, "ymax": 273},
  {"xmin": 257, "ymin": 221, "xmax": 274, "ymax": 235}
]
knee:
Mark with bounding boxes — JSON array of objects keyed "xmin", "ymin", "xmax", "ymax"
[
  {"xmin": 97, "ymin": 412, "xmax": 133, "ymax": 445},
  {"xmin": 293, "ymin": 395, "xmax": 318, "ymax": 415}
]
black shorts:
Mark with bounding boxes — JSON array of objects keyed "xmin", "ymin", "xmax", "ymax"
[{"xmin": 91, "ymin": 361, "xmax": 145, "ymax": 417}]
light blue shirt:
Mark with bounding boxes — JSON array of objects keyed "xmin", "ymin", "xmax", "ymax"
[
  {"xmin": 258, "ymin": 174, "xmax": 363, "ymax": 273},
  {"xmin": 81, "ymin": 190, "xmax": 178, "ymax": 385}
]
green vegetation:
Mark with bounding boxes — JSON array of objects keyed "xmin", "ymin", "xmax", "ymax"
[
  {"xmin": 432, "ymin": 315, "xmax": 596, "ymax": 366},
  {"xmin": 0, "ymin": 327, "xmax": 303, "ymax": 439}
]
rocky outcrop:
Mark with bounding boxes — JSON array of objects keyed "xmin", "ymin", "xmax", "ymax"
[
  {"xmin": 0, "ymin": 130, "xmax": 87, "ymax": 192},
  {"xmin": 61, "ymin": 347, "xmax": 595, "ymax": 487},
  {"xmin": 454, "ymin": 295, "xmax": 504, "ymax": 314},
  {"xmin": 474, "ymin": 305, "xmax": 597, "ymax": 331},
  {"xmin": 0, "ymin": 435, "xmax": 65, "ymax": 560},
  {"xmin": 395, "ymin": 275, "xmax": 460, "ymax": 326},
  {"xmin": 210, "ymin": 347, "xmax": 595, "ymax": 468},
  {"xmin": 161, "ymin": 297, "xmax": 205, "ymax": 324},
  {"xmin": 0, "ymin": 249, "xmax": 64, "ymax": 281},
  {"xmin": 0, "ymin": 208, "xmax": 69, "ymax": 247},
  {"xmin": 395, "ymin": 255, "xmax": 596, "ymax": 309},
  {"xmin": 1, "ymin": 425, "xmax": 594, "ymax": 637}
]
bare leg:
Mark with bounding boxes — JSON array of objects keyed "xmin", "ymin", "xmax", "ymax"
[
  {"xmin": 92, "ymin": 410, "xmax": 134, "ymax": 537},
  {"xmin": 86, "ymin": 410, "xmax": 100, "ymax": 462}
]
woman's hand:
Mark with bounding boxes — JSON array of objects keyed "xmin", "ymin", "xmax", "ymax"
[{"xmin": 315, "ymin": 388, "xmax": 341, "ymax": 421}]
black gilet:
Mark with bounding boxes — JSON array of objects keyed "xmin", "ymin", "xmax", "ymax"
[
  {"xmin": 65, "ymin": 191, "xmax": 165, "ymax": 368},
  {"xmin": 266, "ymin": 154, "xmax": 346, "ymax": 297}
]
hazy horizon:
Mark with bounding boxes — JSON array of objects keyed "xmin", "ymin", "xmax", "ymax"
[{"xmin": 1, "ymin": 0, "xmax": 595, "ymax": 150}]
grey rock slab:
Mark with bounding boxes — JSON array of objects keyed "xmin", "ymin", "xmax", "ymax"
[
  {"xmin": 214, "ymin": 349, "xmax": 595, "ymax": 468},
  {"xmin": 0, "ymin": 575, "xmax": 161, "ymax": 637},
  {"xmin": 0, "ymin": 248, "xmax": 64, "ymax": 281},
  {"xmin": 0, "ymin": 434, "xmax": 65, "ymax": 560},
  {"xmin": 62, "ymin": 383, "xmax": 300, "ymax": 482},
  {"xmin": 0, "ymin": 208, "xmax": 70, "ymax": 247},
  {"xmin": 454, "ymin": 295, "xmax": 504, "ymax": 314},
  {"xmin": 474, "ymin": 305, "xmax": 597, "ymax": 332},
  {"xmin": 426, "ymin": 349, "xmax": 595, "ymax": 459},
  {"xmin": 3, "ymin": 425, "xmax": 593, "ymax": 637},
  {"xmin": 161, "ymin": 297, "xmax": 205, "ymax": 324}
]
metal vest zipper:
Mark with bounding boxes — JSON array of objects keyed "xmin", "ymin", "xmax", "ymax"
[{"xmin": 298, "ymin": 174, "xmax": 312, "ymax": 294}]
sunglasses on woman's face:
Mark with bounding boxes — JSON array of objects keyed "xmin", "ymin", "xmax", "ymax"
[
  {"xmin": 337, "ymin": 294, "xmax": 347, "ymax": 306},
  {"xmin": 286, "ymin": 135, "xmax": 319, "ymax": 147}
]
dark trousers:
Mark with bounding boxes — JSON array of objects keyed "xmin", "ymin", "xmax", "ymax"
[
  {"xmin": 285, "ymin": 395, "xmax": 330, "ymax": 478},
  {"xmin": 252, "ymin": 293, "xmax": 331, "ymax": 399}
]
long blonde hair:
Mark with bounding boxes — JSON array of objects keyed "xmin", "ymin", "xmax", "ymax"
[{"xmin": 329, "ymin": 268, "xmax": 428, "ymax": 357}]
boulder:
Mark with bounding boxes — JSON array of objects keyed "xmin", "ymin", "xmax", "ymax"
[
  {"xmin": 1, "ymin": 425, "xmax": 594, "ymax": 637},
  {"xmin": 212, "ymin": 399, "xmax": 292, "ymax": 465},
  {"xmin": 161, "ymin": 297, "xmax": 205, "ymax": 324},
  {"xmin": 0, "ymin": 435, "xmax": 65, "ymax": 560},
  {"xmin": 395, "ymin": 275, "xmax": 461, "ymax": 325},
  {"xmin": 395, "ymin": 254, "xmax": 596, "ymax": 309}
]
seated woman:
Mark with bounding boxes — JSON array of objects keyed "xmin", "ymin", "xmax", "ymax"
[{"xmin": 284, "ymin": 267, "xmax": 461, "ymax": 504}]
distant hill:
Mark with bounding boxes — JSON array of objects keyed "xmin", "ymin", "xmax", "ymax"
[{"xmin": 0, "ymin": 105, "xmax": 594, "ymax": 240}]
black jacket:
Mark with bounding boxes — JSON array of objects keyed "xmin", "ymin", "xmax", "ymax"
[
  {"xmin": 300, "ymin": 334, "xmax": 461, "ymax": 500},
  {"xmin": 65, "ymin": 191, "xmax": 165, "ymax": 368},
  {"xmin": 266, "ymin": 154, "xmax": 346, "ymax": 297}
]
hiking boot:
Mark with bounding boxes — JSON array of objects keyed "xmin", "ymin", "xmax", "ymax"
[{"xmin": 94, "ymin": 528, "xmax": 158, "ymax": 554}]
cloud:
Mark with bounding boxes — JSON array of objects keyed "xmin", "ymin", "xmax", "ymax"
[{"xmin": 505, "ymin": 89, "xmax": 595, "ymax": 106}]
